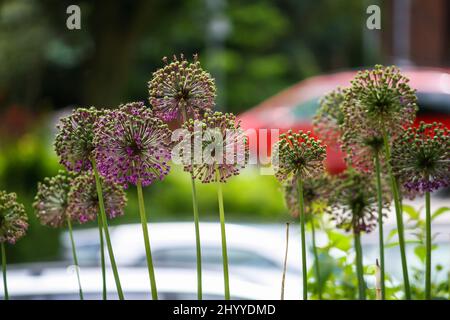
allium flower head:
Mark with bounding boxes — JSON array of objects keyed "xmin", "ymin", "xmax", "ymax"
[
  {"xmin": 313, "ymin": 87, "xmax": 346, "ymax": 147},
  {"xmin": 55, "ymin": 107, "xmax": 106, "ymax": 172},
  {"xmin": 67, "ymin": 173, "xmax": 127, "ymax": 224},
  {"xmin": 327, "ymin": 169, "xmax": 387, "ymax": 234},
  {"xmin": 180, "ymin": 111, "xmax": 248, "ymax": 183},
  {"xmin": 33, "ymin": 171, "xmax": 74, "ymax": 228},
  {"xmin": 0, "ymin": 191, "xmax": 28, "ymax": 244},
  {"xmin": 283, "ymin": 175, "xmax": 330, "ymax": 219},
  {"xmin": 148, "ymin": 54, "xmax": 216, "ymax": 122},
  {"xmin": 273, "ymin": 130, "xmax": 326, "ymax": 183},
  {"xmin": 340, "ymin": 105, "xmax": 385, "ymax": 173},
  {"xmin": 391, "ymin": 122, "xmax": 449, "ymax": 194},
  {"xmin": 344, "ymin": 65, "xmax": 418, "ymax": 135},
  {"xmin": 94, "ymin": 102, "xmax": 172, "ymax": 187}
]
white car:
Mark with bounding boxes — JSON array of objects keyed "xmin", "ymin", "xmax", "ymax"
[
  {"xmin": 2, "ymin": 266, "xmax": 282, "ymax": 300},
  {"xmin": 61, "ymin": 222, "xmax": 303, "ymax": 300}
]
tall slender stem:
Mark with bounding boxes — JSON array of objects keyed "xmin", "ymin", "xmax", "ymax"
[
  {"xmin": 216, "ymin": 169, "xmax": 230, "ymax": 300},
  {"xmin": 180, "ymin": 105, "xmax": 203, "ymax": 300},
  {"xmin": 92, "ymin": 158, "xmax": 124, "ymax": 300},
  {"xmin": 310, "ymin": 219, "xmax": 322, "ymax": 300},
  {"xmin": 425, "ymin": 191, "xmax": 432, "ymax": 300},
  {"xmin": 67, "ymin": 218, "xmax": 84, "ymax": 300},
  {"xmin": 281, "ymin": 222, "xmax": 290, "ymax": 300},
  {"xmin": 136, "ymin": 179, "xmax": 158, "ymax": 300},
  {"xmin": 297, "ymin": 178, "xmax": 308, "ymax": 300},
  {"xmin": 190, "ymin": 177, "xmax": 203, "ymax": 300},
  {"xmin": 354, "ymin": 232, "xmax": 366, "ymax": 300},
  {"xmin": 381, "ymin": 127, "xmax": 411, "ymax": 299},
  {"xmin": 1, "ymin": 242, "xmax": 8, "ymax": 300},
  {"xmin": 374, "ymin": 151, "xmax": 386, "ymax": 299},
  {"xmin": 98, "ymin": 215, "xmax": 107, "ymax": 300}
]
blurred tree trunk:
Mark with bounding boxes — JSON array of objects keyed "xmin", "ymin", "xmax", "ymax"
[{"xmin": 83, "ymin": 0, "xmax": 153, "ymax": 107}]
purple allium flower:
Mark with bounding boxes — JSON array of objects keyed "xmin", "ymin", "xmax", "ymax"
[
  {"xmin": 283, "ymin": 175, "xmax": 330, "ymax": 219},
  {"xmin": 391, "ymin": 122, "xmax": 450, "ymax": 195},
  {"xmin": 148, "ymin": 54, "xmax": 216, "ymax": 122},
  {"xmin": 272, "ymin": 130, "xmax": 326, "ymax": 183},
  {"xmin": 0, "ymin": 191, "xmax": 28, "ymax": 244},
  {"xmin": 327, "ymin": 169, "xmax": 388, "ymax": 234},
  {"xmin": 94, "ymin": 102, "xmax": 172, "ymax": 187},
  {"xmin": 344, "ymin": 65, "xmax": 418, "ymax": 136},
  {"xmin": 67, "ymin": 173, "xmax": 127, "ymax": 224},
  {"xmin": 55, "ymin": 107, "xmax": 106, "ymax": 172},
  {"xmin": 340, "ymin": 105, "xmax": 385, "ymax": 174},
  {"xmin": 313, "ymin": 87, "xmax": 346, "ymax": 148},
  {"xmin": 180, "ymin": 111, "xmax": 248, "ymax": 183},
  {"xmin": 33, "ymin": 170, "xmax": 75, "ymax": 228}
]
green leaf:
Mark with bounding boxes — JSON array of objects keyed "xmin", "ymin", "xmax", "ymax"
[
  {"xmin": 414, "ymin": 245, "xmax": 426, "ymax": 263},
  {"xmin": 402, "ymin": 204, "xmax": 420, "ymax": 220},
  {"xmin": 431, "ymin": 207, "xmax": 450, "ymax": 221},
  {"xmin": 327, "ymin": 231, "xmax": 351, "ymax": 251},
  {"xmin": 386, "ymin": 228, "xmax": 398, "ymax": 242}
]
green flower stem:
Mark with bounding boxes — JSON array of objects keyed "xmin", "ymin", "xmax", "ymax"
[
  {"xmin": 310, "ymin": 218, "xmax": 322, "ymax": 300},
  {"xmin": 374, "ymin": 151, "xmax": 386, "ymax": 299},
  {"xmin": 216, "ymin": 169, "xmax": 230, "ymax": 300},
  {"xmin": 1, "ymin": 242, "xmax": 8, "ymax": 300},
  {"xmin": 190, "ymin": 177, "xmax": 203, "ymax": 300},
  {"xmin": 181, "ymin": 106, "xmax": 203, "ymax": 300},
  {"xmin": 136, "ymin": 179, "xmax": 158, "ymax": 300},
  {"xmin": 425, "ymin": 190, "xmax": 432, "ymax": 300},
  {"xmin": 382, "ymin": 127, "xmax": 411, "ymax": 300},
  {"xmin": 281, "ymin": 223, "xmax": 290, "ymax": 300},
  {"xmin": 97, "ymin": 215, "xmax": 107, "ymax": 300},
  {"xmin": 67, "ymin": 217, "xmax": 84, "ymax": 300},
  {"xmin": 354, "ymin": 232, "xmax": 366, "ymax": 300},
  {"xmin": 297, "ymin": 178, "xmax": 308, "ymax": 300},
  {"xmin": 92, "ymin": 158, "xmax": 124, "ymax": 300}
]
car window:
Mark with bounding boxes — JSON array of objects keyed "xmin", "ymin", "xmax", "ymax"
[
  {"xmin": 151, "ymin": 246, "xmax": 278, "ymax": 270},
  {"xmin": 291, "ymin": 97, "xmax": 320, "ymax": 120},
  {"xmin": 417, "ymin": 92, "xmax": 450, "ymax": 114}
]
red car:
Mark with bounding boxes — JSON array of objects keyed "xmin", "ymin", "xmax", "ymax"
[{"xmin": 238, "ymin": 67, "xmax": 450, "ymax": 173}]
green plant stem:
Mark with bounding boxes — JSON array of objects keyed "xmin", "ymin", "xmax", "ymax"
[
  {"xmin": 97, "ymin": 215, "xmax": 107, "ymax": 300},
  {"xmin": 374, "ymin": 152, "xmax": 386, "ymax": 299},
  {"xmin": 310, "ymin": 218, "xmax": 322, "ymax": 300},
  {"xmin": 92, "ymin": 158, "xmax": 124, "ymax": 300},
  {"xmin": 180, "ymin": 106, "xmax": 203, "ymax": 300},
  {"xmin": 382, "ymin": 127, "xmax": 411, "ymax": 300},
  {"xmin": 297, "ymin": 178, "xmax": 308, "ymax": 300},
  {"xmin": 216, "ymin": 169, "xmax": 230, "ymax": 300},
  {"xmin": 190, "ymin": 177, "xmax": 203, "ymax": 300},
  {"xmin": 354, "ymin": 232, "xmax": 366, "ymax": 300},
  {"xmin": 136, "ymin": 179, "xmax": 158, "ymax": 300},
  {"xmin": 1, "ymin": 242, "xmax": 8, "ymax": 300},
  {"xmin": 67, "ymin": 218, "xmax": 84, "ymax": 300},
  {"xmin": 425, "ymin": 191, "xmax": 432, "ymax": 300},
  {"xmin": 281, "ymin": 223, "xmax": 290, "ymax": 300}
]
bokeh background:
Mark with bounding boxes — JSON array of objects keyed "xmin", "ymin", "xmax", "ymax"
[{"xmin": 0, "ymin": 0, "xmax": 449, "ymax": 265}]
